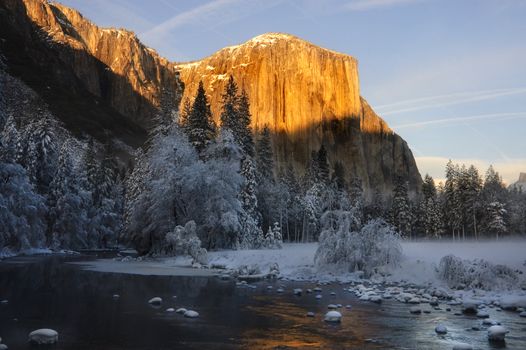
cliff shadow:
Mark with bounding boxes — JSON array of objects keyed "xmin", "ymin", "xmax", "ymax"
[{"xmin": 0, "ymin": 0, "xmax": 162, "ymax": 147}]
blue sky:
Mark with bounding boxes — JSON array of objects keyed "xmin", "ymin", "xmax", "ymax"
[{"xmin": 60, "ymin": 0, "xmax": 526, "ymax": 184}]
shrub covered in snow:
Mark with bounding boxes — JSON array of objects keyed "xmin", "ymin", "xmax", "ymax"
[
  {"xmin": 438, "ymin": 254, "xmax": 518, "ymax": 290},
  {"xmin": 314, "ymin": 215, "xmax": 402, "ymax": 277},
  {"xmin": 164, "ymin": 221, "xmax": 208, "ymax": 265}
]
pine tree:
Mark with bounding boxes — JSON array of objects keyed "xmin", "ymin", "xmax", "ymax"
[
  {"xmin": 331, "ymin": 161, "xmax": 346, "ymax": 190},
  {"xmin": 390, "ymin": 177, "xmax": 412, "ymax": 238},
  {"xmin": 187, "ymin": 81, "xmax": 216, "ymax": 153},
  {"xmin": 239, "ymin": 157, "xmax": 260, "ymax": 222},
  {"xmin": 486, "ymin": 201, "xmax": 507, "ymax": 239},
  {"xmin": 220, "ymin": 76, "xmax": 239, "ymax": 132},
  {"xmin": 0, "ymin": 115, "xmax": 22, "ymax": 164},
  {"xmin": 420, "ymin": 174, "xmax": 442, "ymax": 238},
  {"xmin": 443, "ymin": 160, "xmax": 461, "ymax": 239},
  {"xmin": 23, "ymin": 116, "xmax": 58, "ymax": 193},
  {"xmin": 316, "ymin": 145, "xmax": 330, "ymax": 184},
  {"xmin": 349, "ymin": 176, "xmax": 364, "ymax": 222},
  {"xmin": 237, "ymin": 90, "xmax": 255, "ymax": 157},
  {"xmin": 49, "ymin": 142, "xmax": 90, "ymax": 249},
  {"xmin": 255, "ymin": 125, "xmax": 274, "ymax": 181}
]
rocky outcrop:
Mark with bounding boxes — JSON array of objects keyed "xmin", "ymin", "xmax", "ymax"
[
  {"xmin": 0, "ymin": 0, "xmax": 183, "ymax": 144},
  {"xmin": 176, "ymin": 33, "xmax": 421, "ymax": 195},
  {"xmin": 1, "ymin": 1, "xmax": 421, "ymax": 195}
]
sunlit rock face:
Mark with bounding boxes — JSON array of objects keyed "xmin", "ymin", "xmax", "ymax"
[
  {"xmin": 176, "ymin": 33, "xmax": 421, "ymax": 195},
  {"xmin": 2, "ymin": 0, "xmax": 420, "ymax": 195},
  {"xmin": 1, "ymin": 0, "xmax": 182, "ymax": 140}
]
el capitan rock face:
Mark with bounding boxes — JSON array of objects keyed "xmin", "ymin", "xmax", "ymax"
[
  {"xmin": 1, "ymin": 1, "xmax": 421, "ymax": 195},
  {"xmin": 176, "ymin": 33, "xmax": 421, "ymax": 195}
]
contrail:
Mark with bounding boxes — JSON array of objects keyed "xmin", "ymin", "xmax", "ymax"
[
  {"xmin": 374, "ymin": 88, "xmax": 520, "ymax": 110},
  {"xmin": 377, "ymin": 88, "xmax": 526, "ymax": 116},
  {"xmin": 393, "ymin": 112, "xmax": 526, "ymax": 129}
]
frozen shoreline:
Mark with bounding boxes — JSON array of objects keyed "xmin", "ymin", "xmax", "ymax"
[{"xmin": 73, "ymin": 241, "xmax": 526, "ymax": 291}]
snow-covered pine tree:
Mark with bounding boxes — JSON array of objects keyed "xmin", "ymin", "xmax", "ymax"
[
  {"xmin": 237, "ymin": 90, "xmax": 255, "ymax": 157},
  {"xmin": 331, "ymin": 161, "xmax": 346, "ymax": 190},
  {"xmin": 316, "ymin": 145, "xmax": 330, "ymax": 184},
  {"xmin": 272, "ymin": 222, "xmax": 283, "ymax": 248},
  {"xmin": 486, "ymin": 201, "xmax": 507, "ymax": 240},
  {"xmin": 255, "ymin": 124, "xmax": 274, "ymax": 181},
  {"xmin": 239, "ymin": 156, "xmax": 264, "ymax": 248},
  {"xmin": 22, "ymin": 116, "xmax": 58, "ymax": 193},
  {"xmin": 219, "ymin": 75, "xmax": 239, "ymax": 133},
  {"xmin": 0, "ymin": 115, "xmax": 22, "ymax": 164},
  {"xmin": 390, "ymin": 177, "xmax": 412, "ymax": 239},
  {"xmin": 49, "ymin": 142, "xmax": 90, "ymax": 249},
  {"xmin": 0, "ymin": 162, "xmax": 47, "ymax": 253},
  {"xmin": 186, "ymin": 81, "xmax": 216, "ymax": 153},
  {"xmin": 443, "ymin": 160, "xmax": 461, "ymax": 239},
  {"xmin": 349, "ymin": 176, "xmax": 364, "ymax": 222},
  {"xmin": 420, "ymin": 174, "xmax": 443, "ymax": 239}
]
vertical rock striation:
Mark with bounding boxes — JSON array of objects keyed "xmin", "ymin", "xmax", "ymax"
[{"xmin": 176, "ymin": 33, "xmax": 421, "ymax": 195}]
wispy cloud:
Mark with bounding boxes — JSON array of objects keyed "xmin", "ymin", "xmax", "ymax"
[
  {"xmin": 392, "ymin": 112, "xmax": 526, "ymax": 129},
  {"xmin": 344, "ymin": 0, "xmax": 425, "ymax": 12},
  {"xmin": 141, "ymin": 0, "xmax": 283, "ymax": 41},
  {"xmin": 141, "ymin": 0, "xmax": 241, "ymax": 40},
  {"xmin": 375, "ymin": 88, "xmax": 526, "ymax": 116}
]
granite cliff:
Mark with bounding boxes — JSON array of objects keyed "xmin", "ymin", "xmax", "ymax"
[
  {"xmin": 0, "ymin": 1, "xmax": 421, "ymax": 195},
  {"xmin": 176, "ymin": 33, "xmax": 421, "ymax": 195}
]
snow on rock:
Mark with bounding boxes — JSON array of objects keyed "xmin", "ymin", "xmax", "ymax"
[
  {"xmin": 306, "ymin": 311, "xmax": 315, "ymax": 317},
  {"xmin": 519, "ymin": 311, "xmax": 526, "ymax": 317},
  {"xmin": 461, "ymin": 299, "xmax": 480, "ymax": 314},
  {"xmin": 409, "ymin": 306, "xmax": 422, "ymax": 314},
  {"xmin": 482, "ymin": 319, "xmax": 500, "ymax": 326},
  {"xmin": 476, "ymin": 310, "xmax": 489, "ymax": 318},
  {"xmin": 28, "ymin": 329, "xmax": 58, "ymax": 344},
  {"xmin": 176, "ymin": 308, "xmax": 187, "ymax": 314},
  {"xmin": 183, "ymin": 310, "xmax": 199, "ymax": 318},
  {"xmin": 148, "ymin": 297, "xmax": 162, "ymax": 305},
  {"xmin": 293, "ymin": 288, "xmax": 302, "ymax": 296},
  {"xmin": 166, "ymin": 308, "xmax": 175, "ymax": 312},
  {"xmin": 499, "ymin": 295, "xmax": 526, "ymax": 310},
  {"xmin": 324, "ymin": 311, "xmax": 342, "ymax": 323},
  {"xmin": 435, "ymin": 324, "xmax": 447, "ymax": 334},
  {"xmin": 487, "ymin": 325, "xmax": 508, "ymax": 341}
]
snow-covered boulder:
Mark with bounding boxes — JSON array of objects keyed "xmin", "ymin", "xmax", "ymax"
[
  {"xmin": 315, "ymin": 294, "xmax": 322, "ymax": 300},
  {"xmin": 29, "ymin": 329, "xmax": 58, "ymax": 344},
  {"xmin": 519, "ymin": 311, "xmax": 526, "ymax": 317},
  {"xmin": 487, "ymin": 325, "xmax": 508, "ymax": 341},
  {"xmin": 500, "ymin": 295, "xmax": 526, "ymax": 311},
  {"xmin": 409, "ymin": 306, "xmax": 422, "ymax": 314},
  {"xmin": 148, "ymin": 297, "xmax": 162, "ymax": 305},
  {"xmin": 0, "ymin": 344, "xmax": 7, "ymax": 350},
  {"xmin": 435, "ymin": 324, "xmax": 447, "ymax": 334},
  {"xmin": 112, "ymin": 294, "xmax": 120, "ymax": 299},
  {"xmin": 293, "ymin": 288, "xmax": 303, "ymax": 296},
  {"xmin": 324, "ymin": 311, "xmax": 342, "ymax": 323},
  {"xmin": 476, "ymin": 310, "xmax": 489, "ymax": 318},
  {"xmin": 462, "ymin": 299, "xmax": 480, "ymax": 314},
  {"xmin": 166, "ymin": 308, "xmax": 175, "ymax": 312},
  {"xmin": 306, "ymin": 312, "xmax": 315, "ymax": 317},
  {"xmin": 327, "ymin": 304, "xmax": 337, "ymax": 309},
  {"xmin": 176, "ymin": 308, "xmax": 187, "ymax": 314},
  {"xmin": 184, "ymin": 310, "xmax": 199, "ymax": 318},
  {"xmin": 482, "ymin": 319, "xmax": 499, "ymax": 326}
]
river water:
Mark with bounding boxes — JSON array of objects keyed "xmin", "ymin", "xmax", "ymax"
[{"xmin": 0, "ymin": 255, "xmax": 525, "ymax": 349}]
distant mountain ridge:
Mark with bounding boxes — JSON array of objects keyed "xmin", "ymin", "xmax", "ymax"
[{"xmin": 0, "ymin": 0, "xmax": 422, "ymax": 195}]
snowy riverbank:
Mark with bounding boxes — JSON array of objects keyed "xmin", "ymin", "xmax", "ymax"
[{"xmin": 75, "ymin": 240, "xmax": 526, "ymax": 293}]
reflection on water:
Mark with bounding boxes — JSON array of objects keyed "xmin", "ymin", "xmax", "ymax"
[{"xmin": 0, "ymin": 255, "xmax": 525, "ymax": 349}]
